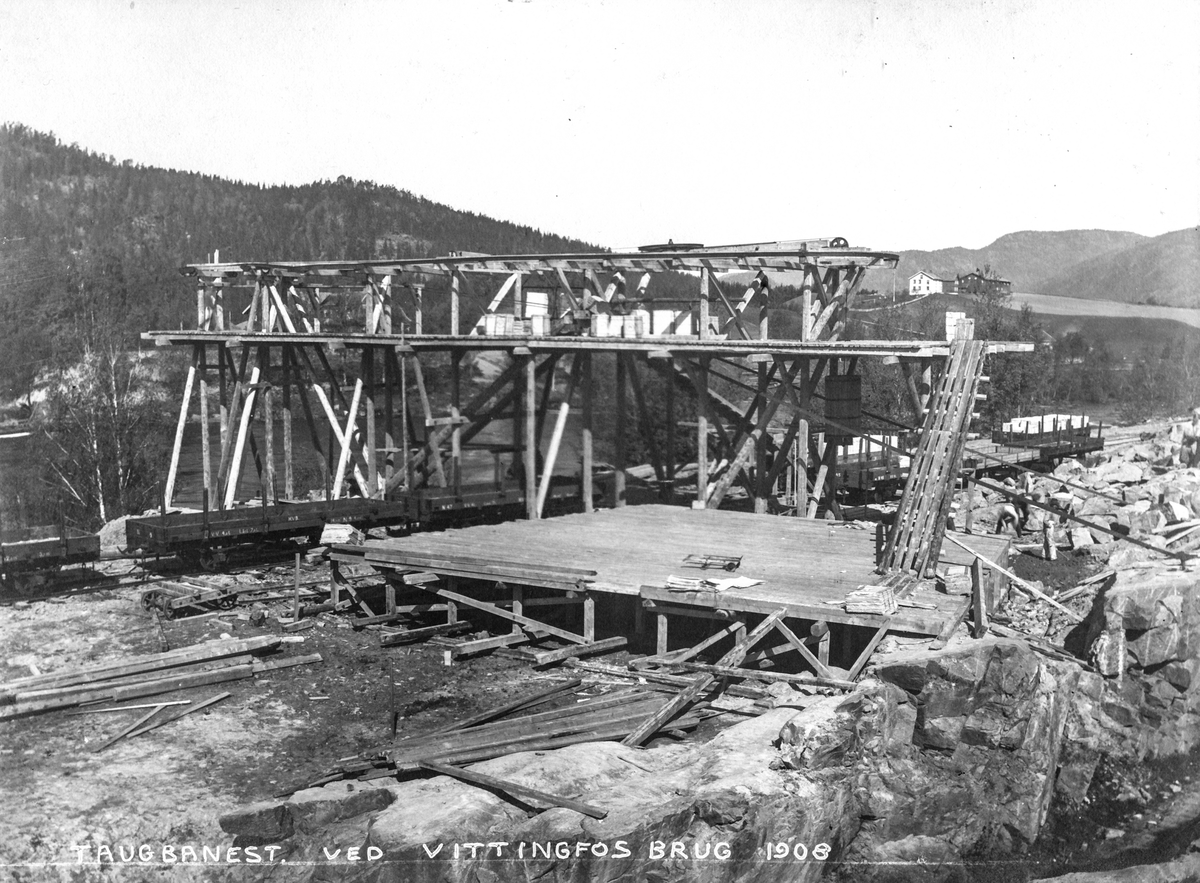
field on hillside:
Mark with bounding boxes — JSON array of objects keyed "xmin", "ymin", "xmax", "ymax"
[{"xmin": 1011, "ymin": 292, "xmax": 1200, "ymax": 330}]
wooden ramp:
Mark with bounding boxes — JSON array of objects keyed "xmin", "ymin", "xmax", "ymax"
[
  {"xmin": 882, "ymin": 339, "xmax": 987, "ymax": 575},
  {"xmin": 341, "ymin": 505, "xmax": 1011, "ymax": 638}
]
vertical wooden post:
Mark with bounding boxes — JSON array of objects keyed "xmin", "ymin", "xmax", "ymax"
[
  {"xmin": 196, "ymin": 284, "xmax": 206, "ymax": 329},
  {"xmin": 261, "ymin": 347, "xmax": 276, "ymax": 504},
  {"xmin": 384, "ymin": 350, "xmax": 396, "ymax": 486},
  {"xmin": 164, "ymin": 347, "xmax": 199, "ymax": 509},
  {"xmin": 971, "ymin": 557, "xmax": 987, "ymax": 638},
  {"xmin": 293, "ymin": 552, "xmax": 302, "ymax": 622},
  {"xmin": 656, "ymin": 611, "xmax": 668, "ymax": 656},
  {"xmin": 614, "ymin": 353, "xmax": 626, "ymax": 508},
  {"xmin": 451, "ymin": 351, "xmax": 462, "ymax": 495},
  {"xmin": 400, "ymin": 351, "xmax": 410, "ymax": 489},
  {"xmin": 514, "ymin": 272, "xmax": 524, "ymax": 320},
  {"xmin": 800, "ymin": 269, "xmax": 813, "ymax": 341},
  {"xmin": 449, "ymin": 273, "xmax": 460, "ymax": 336},
  {"xmin": 446, "ymin": 577, "xmax": 459, "ymax": 623},
  {"xmin": 329, "ymin": 558, "xmax": 341, "ymax": 606},
  {"xmin": 524, "ymin": 356, "xmax": 537, "ymax": 519},
  {"xmin": 797, "ymin": 359, "xmax": 810, "ymax": 517},
  {"xmin": 583, "ymin": 594, "xmax": 596, "ymax": 642},
  {"xmin": 754, "ymin": 362, "xmax": 769, "ymax": 513},
  {"xmin": 695, "ymin": 358, "xmax": 710, "ymax": 508},
  {"xmin": 511, "ymin": 584, "xmax": 523, "ymax": 637},
  {"xmin": 413, "ymin": 284, "xmax": 424, "ymax": 335},
  {"xmin": 364, "ymin": 349, "xmax": 378, "ymax": 497},
  {"xmin": 665, "ymin": 361, "xmax": 676, "ymax": 496},
  {"xmin": 814, "ymin": 621, "xmax": 830, "ymax": 667},
  {"xmin": 699, "ymin": 268, "xmax": 710, "ymax": 340},
  {"xmin": 218, "ymin": 342, "xmax": 229, "ymax": 464},
  {"xmin": 199, "ymin": 346, "xmax": 212, "ymax": 505},
  {"xmin": 282, "ymin": 344, "xmax": 293, "ymax": 500},
  {"xmin": 582, "ymin": 352, "xmax": 594, "ymax": 513}
]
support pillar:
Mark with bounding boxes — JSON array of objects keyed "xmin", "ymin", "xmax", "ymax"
[
  {"xmin": 582, "ymin": 352, "xmax": 594, "ymax": 513},
  {"xmin": 614, "ymin": 353, "xmax": 626, "ymax": 508},
  {"xmin": 524, "ymin": 356, "xmax": 537, "ymax": 519}
]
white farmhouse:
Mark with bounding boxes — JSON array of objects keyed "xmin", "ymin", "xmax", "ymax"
[{"xmin": 908, "ymin": 271, "xmax": 946, "ymax": 296}]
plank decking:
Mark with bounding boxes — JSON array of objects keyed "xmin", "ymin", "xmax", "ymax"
[{"xmin": 352, "ymin": 505, "xmax": 1011, "ymax": 637}]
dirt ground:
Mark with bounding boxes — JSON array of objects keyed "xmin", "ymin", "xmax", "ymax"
[{"xmin": 0, "ymin": 556, "xmax": 576, "ymax": 882}]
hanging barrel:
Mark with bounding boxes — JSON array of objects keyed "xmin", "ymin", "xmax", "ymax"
[{"xmin": 825, "ymin": 375, "xmax": 862, "ymax": 445}]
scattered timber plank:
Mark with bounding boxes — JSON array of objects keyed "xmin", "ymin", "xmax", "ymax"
[
  {"xmin": 418, "ymin": 760, "xmax": 608, "ymax": 819},
  {"xmin": 389, "ymin": 713, "xmax": 705, "ymax": 775},
  {"xmin": 127, "ymin": 692, "xmax": 232, "ymax": 739},
  {"xmin": 422, "ymin": 586, "xmax": 589, "ymax": 645},
  {"xmin": 0, "ymin": 636, "xmax": 281, "ymax": 702},
  {"xmin": 92, "ymin": 704, "xmax": 168, "ymax": 753},
  {"xmin": 988, "ymin": 622, "xmax": 1091, "ymax": 669},
  {"xmin": 1058, "ymin": 569, "xmax": 1117, "ymax": 602},
  {"xmin": 666, "ymin": 662, "xmax": 856, "ymax": 691},
  {"xmin": 444, "ymin": 632, "xmax": 530, "ymax": 663},
  {"xmin": 532, "ymin": 637, "xmax": 627, "ymax": 667},
  {"xmin": 0, "ymin": 665, "xmax": 255, "ymax": 720},
  {"xmin": 630, "ymin": 620, "xmax": 744, "ymax": 669},
  {"xmin": 565, "ymin": 659, "xmax": 767, "ymax": 699},
  {"xmin": 67, "ymin": 700, "xmax": 193, "ymax": 715},
  {"xmin": 13, "ymin": 655, "xmax": 251, "ymax": 704},
  {"xmin": 351, "ymin": 605, "xmax": 450, "ymax": 628},
  {"xmin": 428, "ymin": 678, "xmax": 583, "ymax": 735},
  {"xmin": 943, "ymin": 534, "xmax": 1082, "ymax": 622},
  {"xmin": 621, "ymin": 608, "xmax": 787, "ymax": 747},
  {"xmin": 379, "ymin": 621, "xmax": 472, "ymax": 647}
]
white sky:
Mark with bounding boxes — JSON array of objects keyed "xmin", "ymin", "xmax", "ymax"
[{"xmin": 1, "ymin": 0, "xmax": 1197, "ymax": 252}]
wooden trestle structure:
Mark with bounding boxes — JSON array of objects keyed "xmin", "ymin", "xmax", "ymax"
[{"xmin": 141, "ymin": 238, "xmax": 1033, "ymax": 679}]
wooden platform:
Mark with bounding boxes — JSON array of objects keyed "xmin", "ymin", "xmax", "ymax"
[{"xmin": 348, "ymin": 505, "xmax": 1012, "ymax": 637}]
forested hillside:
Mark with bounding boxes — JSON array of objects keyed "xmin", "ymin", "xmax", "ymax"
[
  {"xmin": 0, "ymin": 124, "xmax": 602, "ymax": 396},
  {"xmin": 1037, "ymin": 227, "xmax": 1200, "ymax": 308}
]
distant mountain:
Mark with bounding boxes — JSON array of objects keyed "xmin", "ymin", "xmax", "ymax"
[
  {"xmin": 862, "ymin": 229, "xmax": 1149, "ymax": 296},
  {"xmin": 1035, "ymin": 227, "xmax": 1200, "ymax": 309}
]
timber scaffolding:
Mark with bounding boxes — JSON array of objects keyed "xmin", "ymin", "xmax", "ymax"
[{"xmin": 139, "ymin": 239, "xmax": 1033, "ymax": 679}]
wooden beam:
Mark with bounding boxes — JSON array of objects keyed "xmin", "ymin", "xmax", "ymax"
[
  {"xmin": 524, "ymin": 356, "xmax": 538, "ymax": 518},
  {"xmin": 582, "ymin": 352, "xmax": 594, "ymax": 513},
  {"xmin": 424, "ymin": 585, "xmax": 588, "ymax": 645},
  {"xmin": 622, "ymin": 608, "xmax": 786, "ymax": 747},
  {"xmin": 419, "ymin": 759, "xmax": 607, "ymax": 819},
  {"xmin": 164, "ymin": 347, "xmax": 199, "ymax": 508},
  {"xmin": 532, "ymin": 637, "xmax": 627, "ymax": 667}
]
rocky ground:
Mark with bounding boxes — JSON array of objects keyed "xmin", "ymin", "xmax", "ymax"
[
  {"xmin": 3, "ymin": 415, "xmax": 1200, "ymax": 883},
  {"xmin": 0, "ymin": 556, "xmax": 585, "ymax": 882}
]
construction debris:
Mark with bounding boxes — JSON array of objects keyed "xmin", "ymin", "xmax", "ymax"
[{"xmin": 0, "ymin": 636, "xmax": 319, "ymax": 719}]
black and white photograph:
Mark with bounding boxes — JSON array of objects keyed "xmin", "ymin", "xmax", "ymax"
[{"xmin": 1, "ymin": 1, "xmax": 1199, "ymax": 881}]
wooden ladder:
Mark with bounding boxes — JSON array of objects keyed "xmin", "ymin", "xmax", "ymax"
[{"xmin": 881, "ymin": 339, "xmax": 987, "ymax": 575}]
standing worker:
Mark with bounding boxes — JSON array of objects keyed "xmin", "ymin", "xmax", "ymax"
[{"xmin": 1183, "ymin": 408, "xmax": 1200, "ymax": 468}]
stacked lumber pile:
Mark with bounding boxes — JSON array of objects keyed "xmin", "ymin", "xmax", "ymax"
[
  {"xmin": 0, "ymin": 635, "xmax": 320, "ymax": 720},
  {"xmin": 844, "ymin": 584, "xmax": 898, "ymax": 615},
  {"xmin": 320, "ymin": 523, "xmax": 364, "ymax": 546},
  {"xmin": 300, "ymin": 678, "xmax": 713, "ymax": 791}
]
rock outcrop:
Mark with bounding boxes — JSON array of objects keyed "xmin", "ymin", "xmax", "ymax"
[{"xmin": 218, "ymin": 638, "xmax": 1085, "ymax": 883}]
